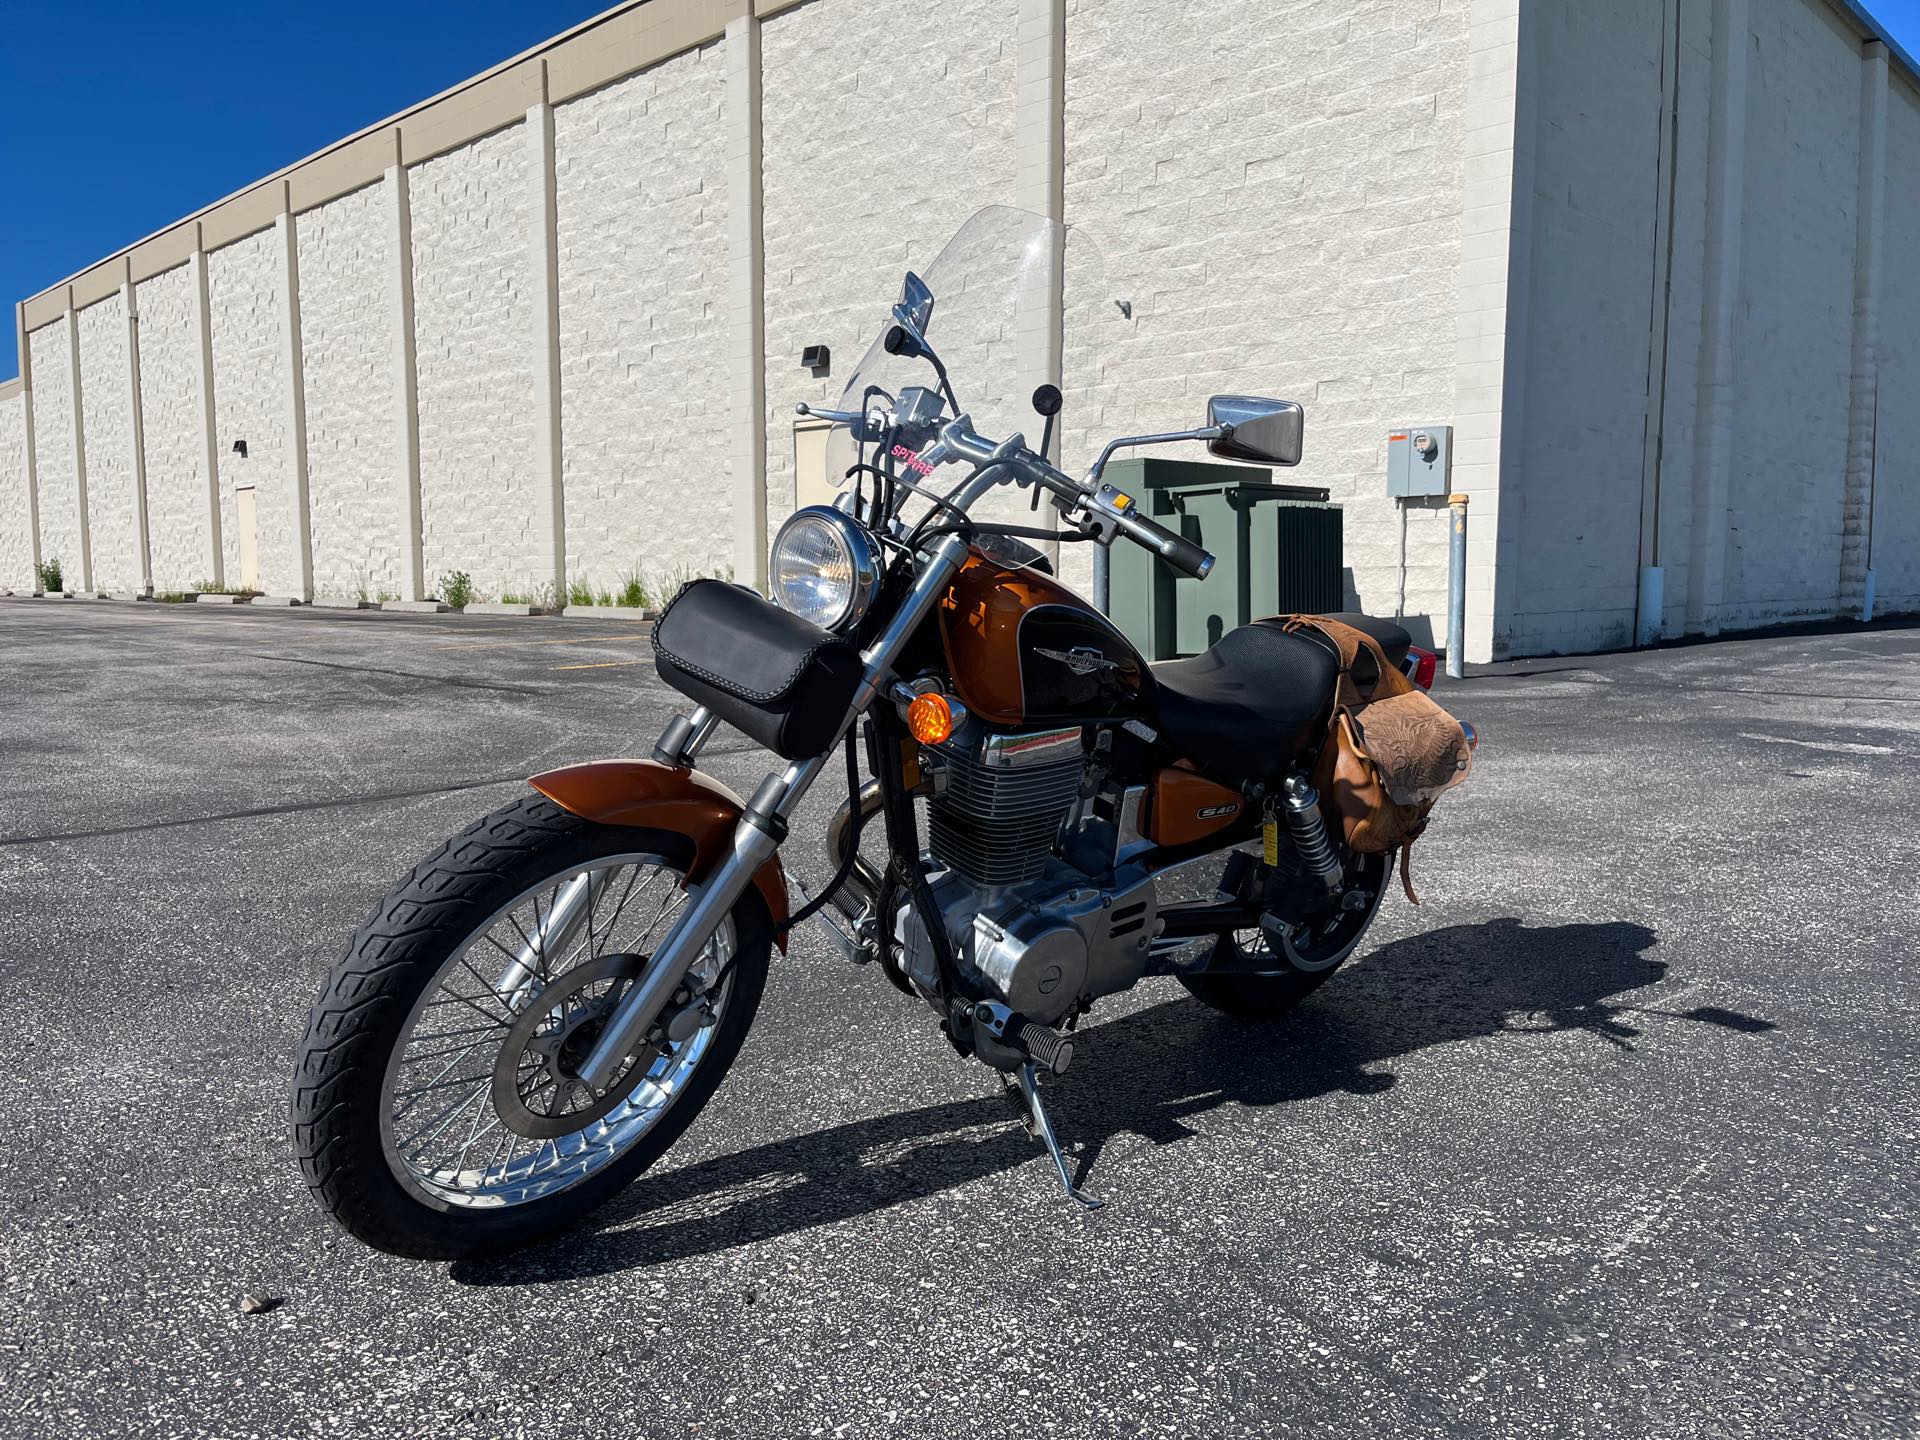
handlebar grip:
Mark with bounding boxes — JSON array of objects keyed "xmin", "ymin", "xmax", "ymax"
[{"xmin": 1119, "ymin": 509, "xmax": 1215, "ymax": 580}]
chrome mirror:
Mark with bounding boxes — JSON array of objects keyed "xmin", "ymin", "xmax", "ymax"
[
  {"xmin": 1206, "ymin": 396, "xmax": 1303, "ymax": 467},
  {"xmin": 893, "ymin": 272, "xmax": 935, "ymax": 339}
]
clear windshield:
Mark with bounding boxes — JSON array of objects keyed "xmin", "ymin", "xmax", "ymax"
[{"xmin": 823, "ymin": 205, "xmax": 1118, "ymax": 517}]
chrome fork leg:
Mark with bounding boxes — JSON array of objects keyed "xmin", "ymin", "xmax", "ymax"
[
  {"xmin": 573, "ymin": 756, "xmax": 826, "ymax": 1091},
  {"xmin": 1016, "ymin": 1062, "xmax": 1104, "ymax": 1211}
]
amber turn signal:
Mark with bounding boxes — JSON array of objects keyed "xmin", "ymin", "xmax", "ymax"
[{"xmin": 907, "ymin": 692, "xmax": 956, "ymax": 746}]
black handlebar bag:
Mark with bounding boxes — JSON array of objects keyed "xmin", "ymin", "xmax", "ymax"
[{"xmin": 651, "ymin": 580, "xmax": 865, "ymax": 761}]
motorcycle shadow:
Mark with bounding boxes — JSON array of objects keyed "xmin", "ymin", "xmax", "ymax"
[{"xmin": 450, "ymin": 916, "xmax": 1773, "ymax": 1285}]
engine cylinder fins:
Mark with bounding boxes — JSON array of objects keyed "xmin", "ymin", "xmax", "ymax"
[{"xmin": 927, "ymin": 732, "xmax": 1084, "ymax": 886}]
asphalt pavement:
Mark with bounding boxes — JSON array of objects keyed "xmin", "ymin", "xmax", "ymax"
[{"xmin": 0, "ymin": 596, "xmax": 1915, "ymax": 1439}]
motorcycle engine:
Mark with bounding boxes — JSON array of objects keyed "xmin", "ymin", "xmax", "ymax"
[{"xmin": 894, "ymin": 725, "xmax": 1159, "ymax": 1024}]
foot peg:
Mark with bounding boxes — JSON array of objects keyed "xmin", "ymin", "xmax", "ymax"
[{"xmin": 1016, "ymin": 1063, "xmax": 1103, "ymax": 1211}]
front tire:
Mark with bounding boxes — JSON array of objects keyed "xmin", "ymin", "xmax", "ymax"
[{"xmin": 290, "ymin": 795, "xmax": 771, "ymax": 1260}]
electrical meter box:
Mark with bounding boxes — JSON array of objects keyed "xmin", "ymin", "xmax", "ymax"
[{"xmin": 1387, "ymin": 424, "xmax": 1452, "ymax": 498}]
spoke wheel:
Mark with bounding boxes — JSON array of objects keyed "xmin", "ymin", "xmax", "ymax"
[
  {"xmin": 292, "ymin": 797, "xmax": 772, "ymax": 1260},
  {"xmin": 379, "ymin": 852, "xmax": 731, "ymax": 1211}
]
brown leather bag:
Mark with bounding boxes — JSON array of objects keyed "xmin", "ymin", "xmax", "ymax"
[{"xmin": 1281, "ymin": 616, "xmax": 1473, "ymax": 903}]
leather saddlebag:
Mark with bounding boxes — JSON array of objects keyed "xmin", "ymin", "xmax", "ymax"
[
  {"xmin": 1283, "ymin": 615, "xmax": 1474, "ymax": 896},
  {"xmin": 652, "ymin": 579, "xmax": 865, "ymax": 760}
]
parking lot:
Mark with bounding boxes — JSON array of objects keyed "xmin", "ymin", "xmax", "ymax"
[{"xmin": 1, "ymin": 596, "xmax": 1916, "ymax": 1439}]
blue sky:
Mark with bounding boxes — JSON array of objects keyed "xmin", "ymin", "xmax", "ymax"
[{"xmin": 3, "ymin": 0, "xmax": 1918, "ymax": 383}]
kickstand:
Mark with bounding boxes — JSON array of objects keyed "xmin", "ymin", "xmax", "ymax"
[{"xmin": 1014, "ymin": 1062, "xmax": 1104, "ymax": 1211}]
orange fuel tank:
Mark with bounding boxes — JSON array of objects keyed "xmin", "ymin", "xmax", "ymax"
[{"xmin": 938, "ymin": 550, "xmax": 1153, "ymax": 727}]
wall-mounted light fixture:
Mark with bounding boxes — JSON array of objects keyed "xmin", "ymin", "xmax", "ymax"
[
  {"xmin": 232, "ymin": 439, "xmax": 249, "ymax": 459},
  {"xmin": 800, "ymin": 344, "xmax": 830, "ymax": 377}
]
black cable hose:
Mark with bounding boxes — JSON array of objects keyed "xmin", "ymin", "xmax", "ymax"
[{"xmin": 775, "ymin": 728, "xmax": 864, "ymax": 935}]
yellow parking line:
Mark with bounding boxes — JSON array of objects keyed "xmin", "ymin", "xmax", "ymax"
[{"xmin": 552, "ymin": 658, "xmax": 651, "ymax": 671}]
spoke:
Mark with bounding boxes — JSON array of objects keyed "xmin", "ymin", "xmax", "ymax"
[
  {"xmin": 457, "ymin": 952, "xmax": 517, "ymax": 1007},
  {"xmin": 585, "ymin": 866, "xmax": 601, "ymax": 962},
  {"xmin": 398, "ymin": 1079, "xmax": 492, "ymax": 1159},
  {"xmin": 392, "ymin": 1068, "xmax": 495, "ymax": 1102},
  {"xmin": 501, "ymin": 908, "xmax": 549, "ymax": 983},
  {"xmin": 422, "ymin": 985, "xmax": 516, "ymax": 1030},
  {"xmin": 451, "ymin": 1080, "xmax": 505, "ymax": 1173},
  {"xmin": 484, "ymin": 1126, "xmax": 516, "ymax": 1181},
  {"xmin": 397, "ymin": 1025, "xmax": 511, "ymax": 1067},
  {"xmin": 596, "ymin": 864, "xmax": 650, "ymax": 945},
  {"xmin": 479, "ymin": 930, "xmax": 534, "ymax": 970},
  {"xmin": 393, "ymin": 1033, "xmax": 501, "ymax": 1121},
  {"xmin": 631, "ymin": 886, "xmax": 685, "ymax": 952}
]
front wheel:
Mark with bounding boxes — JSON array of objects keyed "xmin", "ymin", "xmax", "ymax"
[
  {"xmin": 291, "ymin": 795, "xmax": 771, "ymax": 1260},
  {"xmin": 1178, "ymin": 850, "xmax": 1390, "ymax": 1019}
]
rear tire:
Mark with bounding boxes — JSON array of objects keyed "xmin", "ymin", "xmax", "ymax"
[
  {"xmin": 1178, "ymin": 851, "xmax": 1390, "ymax": 1019},
  {"xmin": 290, "ymin": 795, "xmax": 771, "ymax": 1260}
]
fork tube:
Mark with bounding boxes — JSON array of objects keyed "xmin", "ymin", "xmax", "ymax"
[
  {"xmin": 576, "ymin": 534, "xmax": 975, "ymax": 1090},
  {"xmin": 652, "ymin": 705, "xmax": 720, "ymax": 767}
]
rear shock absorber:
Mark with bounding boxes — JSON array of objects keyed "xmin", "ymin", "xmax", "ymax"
[{"xmin": 1279, "ymin": 774, "xmax": 1343, "ymax": 895}]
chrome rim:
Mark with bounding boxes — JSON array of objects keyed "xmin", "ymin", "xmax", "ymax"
[{"xmin": 378, "ymin": 852, "xmax": 734, "ymax": 1211}]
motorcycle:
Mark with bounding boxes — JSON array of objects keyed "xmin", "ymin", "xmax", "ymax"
[{"xmin": 292, "ymin": 206, "xmax": 1472, "ymax": 1258}]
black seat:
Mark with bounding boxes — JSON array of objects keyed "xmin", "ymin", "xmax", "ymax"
[
  {"xmin": 1150, "ymin": 619, "xmax": 1339, "ymax": 782},
  {"xmin": 1320, "ymin": 611, "xmax": 1411, "ymax": 667}
]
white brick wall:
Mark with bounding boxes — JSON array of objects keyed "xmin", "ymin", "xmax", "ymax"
[
  {"xmin": 76, "ymin": 294, "xmax": 139, "ymax": 593},
  {"xmin": 0, "ymin": 391, "xmax": 29, "ymax": 590},
  {"xmin": 27, "ymin": 323, "xmax": 79, "ymax": 588},
  {"xmin": 1508, "ymin": 0, "xmax": 1667, "ymax": 655},
  {"xmin": 555, "ymin": 41, "xmax": 732, "ymax": 593},
  {"xmin": 209, "ymin": 228, "xmax": 294, "ymax": 591},
  {"xmin": 1060, "ymin": 0, "xmax": 1474, "ymax": 638},
  {"xmin": 1722, "ymin": 0, "xmax": 1860, "ymax": 624},
  {"xmin": 6, "ymin": 0, "xmax": 1910, "ymax": 653},
  {"xmin": 1872, "ymin": 73, "xmax": 1920, "ymax": 613},
  {"xmin": 135, "ymin": 263, "xmax": 211, "ymax": 590},
  {"xmin": 410, "ymin": 126, "xmax": 540, "ymax": 601},
  {"xmin": 298, "ymin": 180, "xmax": 404, "ymax": 600},
  {"xmin": 760, "ymin": 0, "xmax": 1023, "ymax": 522}
]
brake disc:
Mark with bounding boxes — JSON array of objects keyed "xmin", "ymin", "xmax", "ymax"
[{"xmin": 490, "ymin": 953, "xmax": 661, "ymax": 1140}]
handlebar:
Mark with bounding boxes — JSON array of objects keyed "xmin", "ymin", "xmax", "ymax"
[
  {"xmin": 861, "ymin": 409, "xmax": 1219, "ymax": 582},
  {"xmin": 1106, "ymin": 499, "xmax": 1215, "ymax": 581},
  {"xmin": 1021, "ymin": 455, "xmax": 1214, "ymax": 581}
]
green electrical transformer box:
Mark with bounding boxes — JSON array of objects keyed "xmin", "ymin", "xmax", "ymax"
[{"xmin": 1103, "ymin": 458, "xmax": 1343, "ymax": 661}]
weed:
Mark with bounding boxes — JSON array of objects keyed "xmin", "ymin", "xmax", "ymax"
[
  {"xmin": 376, "ymin": 589, "xmax": 399, "ymax": 603},
  {"xmin": 616, "ymin": 569, "xmax": 653, "ymax": 610},
  {"xmin": 34, "ymin": 557, "xmax": 62, "ymax": 593},
  {"xmin": 193, "ymin": 579, "xmax": 261, "ymax": 597},
  {"xmin": 438, "ymin": 571, "xmax": 475, "ymax": 609},
  {"xmin": 568, "ymin": 578, "xmax": 595, "ymax": 607}
]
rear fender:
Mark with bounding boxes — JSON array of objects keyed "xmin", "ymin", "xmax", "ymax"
[{"xmin": 527, "ymin": 759, "xmax": 790, "ymax": 950}]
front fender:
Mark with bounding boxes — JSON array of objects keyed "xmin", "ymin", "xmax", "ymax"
[{"xmin": 527, "ymin": 759, "xmax": 790, "ymax": 951}]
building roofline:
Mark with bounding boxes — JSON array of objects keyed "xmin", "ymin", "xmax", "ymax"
[
  {"xmin": 9, "ymin": 0, "xmax": 1916, "ymax": 331},
  {"xmin": 16, "ymin": 0, "xmax": 789, "ymax": 327}
]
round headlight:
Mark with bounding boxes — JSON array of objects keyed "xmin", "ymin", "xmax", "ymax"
[{"xmin": 769, "ymin": 507, "xmax": 881, "ymax": 632}]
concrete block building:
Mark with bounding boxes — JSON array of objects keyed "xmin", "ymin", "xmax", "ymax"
[{"xmin": 1, "ymin": 0, "xmax": 1914, "ymax": 660}]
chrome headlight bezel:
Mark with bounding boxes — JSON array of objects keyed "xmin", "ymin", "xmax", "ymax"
[{"xmin": 768, "ymin": 506, "xmax": 883, "ymax": 633}]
